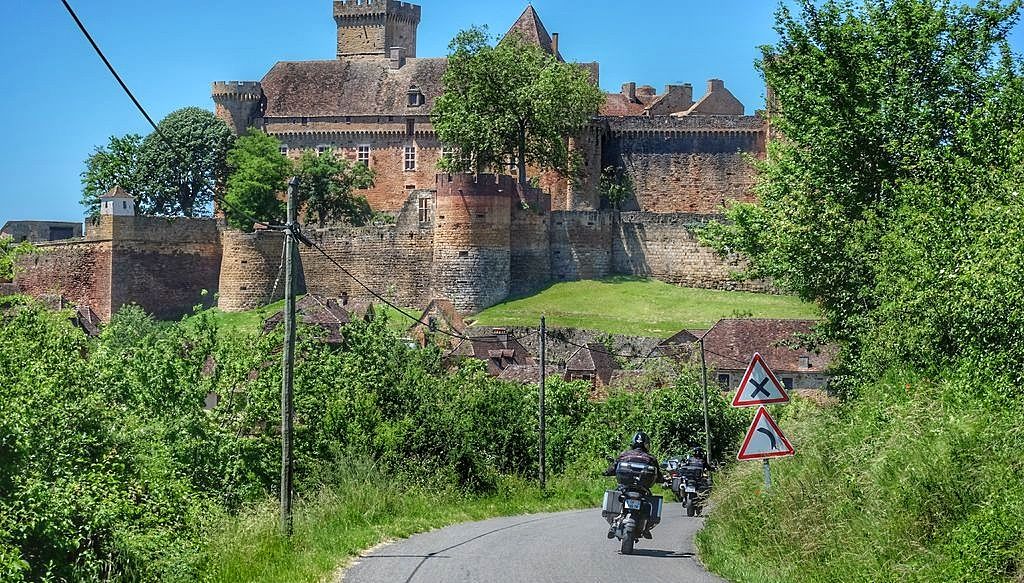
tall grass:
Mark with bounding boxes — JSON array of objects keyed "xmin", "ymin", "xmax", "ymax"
[
  {"xmin": 697, "ymin": 372, "xmax": 1024, "ymax": 583},
  {"xmin": 201, "ymin": 460, "xmax": 606, "ymax": 583}
]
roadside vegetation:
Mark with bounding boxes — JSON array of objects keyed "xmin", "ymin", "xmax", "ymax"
[
  {"xmin": 0, "ymin": 295, "xmax": 747, "ymax": 582},
  {"xmin": 697, "ymin": 1, "xmax": 1024, "ymax": 581},
  {"xmin": 474, "ymin": 277, "xmax": 818, "ymax": 337}
]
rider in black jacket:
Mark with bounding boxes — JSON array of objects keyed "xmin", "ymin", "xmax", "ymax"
[{"xmin": 604, "ymin": 431, "xmax": 665, "ymax": 481}]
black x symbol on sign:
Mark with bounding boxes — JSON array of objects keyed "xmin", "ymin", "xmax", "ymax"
[{"xmin": 749, "ymin": 377, "xmax": 772, "ymax": 398}]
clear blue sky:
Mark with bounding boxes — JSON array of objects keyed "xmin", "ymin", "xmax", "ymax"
[{"xmin": 1, "ymin": 1, "xmax": 1021, "ymax": 225}]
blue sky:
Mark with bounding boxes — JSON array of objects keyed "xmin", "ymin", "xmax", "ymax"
[{"xmin": 1, "ymin": 1, "xmax": 1021, "ymax": 224}]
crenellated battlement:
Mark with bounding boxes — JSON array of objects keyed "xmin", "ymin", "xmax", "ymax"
[
  {"xmin": 212, "ymin": 81, "xmax": 263, "ymax": 101},
  {"xmin": 436, "ymin": 174, "xmax": 520, "ymax": 198},
  {"xmin": 333, "ymin": 0, "xmax": 421, "ymax": 22}
]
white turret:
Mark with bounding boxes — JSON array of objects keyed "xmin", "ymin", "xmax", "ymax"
[{"xmin": 99, "ymin": 186, "xmax": 136, "ymax": 217}]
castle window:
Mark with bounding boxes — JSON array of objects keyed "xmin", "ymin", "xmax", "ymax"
[
  {"xmin": 404, "ymin": 146, "xmax": 416, "ymax": 171},
  {"xmin": 782, "ymin": 377, "xmax": 795, "ymax": 390},
  {"xmin": 717, "ymin": 373, "xmax": 731, "ymax": 388},
  {"xmin": 418, "ymin": 196, "xmax": 430, "ymax": 223},
  {"xmin": 357, "ymin": 145, "xmax": 370, "ymax": 166},
  {"xmin": 279, "ymin": 145, "xmax": 289, "ymax": 156},
  {"xmin": 317, "ymin": 145, "xmax": 329, "ymax": 155},
  {"xmin": 406, "ymin": 118, "xmax": 416, "ymax": 136},
  {"xmin": 301, "ymin": 116, "xmax": 308, "ymax": 126},
  {"xmin": 408, "ymin": 86, "xmax": 424, "ymax": 108}
]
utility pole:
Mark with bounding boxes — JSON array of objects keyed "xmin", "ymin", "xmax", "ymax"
[
  {"xmin": 281, "ymin": 176, "xmax": 299, "ymax": 536},
  {"xmin": 699, "ymin": 336, "xmax": 713, "ymax": 469},
  {"xmin": 539, "ymin": 315, "xmax": 547, "ymax": 492}
]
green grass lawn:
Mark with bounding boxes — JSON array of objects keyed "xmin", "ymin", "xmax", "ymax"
[
  {"xmin": 473, "ymin": 277, "xmax": 818, "ymax": 337},
  {"xmin": 198, "ymin": 298, "xmax": 416, "ymax": 337}
]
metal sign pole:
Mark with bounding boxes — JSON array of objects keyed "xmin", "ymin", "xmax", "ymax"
[
  {"xmin": 539, "ymin": 315, "xmax": 547, "ymax": 492},
  {"xmin": 763, "ymin": 459, "xmax": 772, "ymax": 492}
]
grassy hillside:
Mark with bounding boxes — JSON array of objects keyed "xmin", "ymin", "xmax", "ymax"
[
  {"xmin": 473, "ymin": 277, "xmax": 818, "ymax": 337},
  {"xmin": 697, "ymin": 372, "xmax": 1024, "ymax": 583}
]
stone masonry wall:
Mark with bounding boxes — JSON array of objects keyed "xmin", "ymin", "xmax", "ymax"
[
  {"xmin": 218, "ymin": 229, "xmax": 287, "ymax": 312},
  {"xmin": 602, "ymin": 116, "xmax": 766, "ymax": 214},
  {"xmin": 432, "ymin": 174, "xmax": 512, "ymax": 313},
  {"xmin": 274, "ymin": 130, "xmax": 441, "ymax": 213},
  {"xmin": 550, "ymin": 211, "xmax": 614, "ymax": 281},
  {"xmin": 15, "ymin": 241, "xmax": 113, "ymax": 319},
  {"xmin": 613, "ymin": 212, "xmax": 772, "ymax": 293},
  {"xmin": 509, "ymin": 205, "xmax": 550, "ymax": 298}
]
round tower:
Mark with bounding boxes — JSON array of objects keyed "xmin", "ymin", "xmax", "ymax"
[
  {"xmin": 218, "ymin": 228, "xmax": 287, "ymax": 312},
  {"xmin": 212, "ymin": 81, "xmax": 264, "ymax": 135},
  {"xmin": 432, "ymin": 174, "xmax": 513, "ymax": 314}
]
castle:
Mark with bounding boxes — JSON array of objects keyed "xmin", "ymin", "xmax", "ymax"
[{"xmin": 14, "ymin": 2, "xmax": 770, "ymax": 321}]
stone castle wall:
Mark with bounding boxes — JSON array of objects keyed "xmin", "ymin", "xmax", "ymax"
[
  {"xmin": 15, "ymin": 241, "xmax": 113, "ymax": 319},
  {"xmin": 602, "ymin": 116, "xmax": 766, "ymax": 214},
  {"xmin": 550, "ymin": 211, "xmax": 615, "ymax": 281},
  {"xmin": 613, "ymin": 212, "xmax": 771, "ymax": 293},
  {"xmin": 218, "ymin": 229, "xmax": 287, "ymax": 312}
]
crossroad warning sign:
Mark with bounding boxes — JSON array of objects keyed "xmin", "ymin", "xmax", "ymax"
[
  {"xmin": 737, "ymin": 406, "xmax": 795, "ymax": 461},
  {"xmin": 732, "ymin": 352, "xmax": 790, "ymax": 407}
]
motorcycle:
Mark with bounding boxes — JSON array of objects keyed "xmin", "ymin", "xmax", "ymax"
[
  {"xmin": 661, "ymin": 457, "xmax": 685, "ymax": 503},
  {"xmin": 677, "ymin": 463, "xmax": 711, "ymax": 517},
  {"xmin": 601, "ymin": 460, "xmax": 664, "ymax": 555}
]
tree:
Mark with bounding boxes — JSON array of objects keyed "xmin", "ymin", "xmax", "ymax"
[
  {"xmin": 432, "ymin": 26, "xmax": 604, "ymax": 187},
  {"xmin": 224, "ymin": 130, "xmax": 291, "ymax": 231},
  {"xmin": 599, "ymin": 165, "xmax": 634, "ymax": 210},
  {"xmin": 294, "ymin": 150, "xmax": 375, "ymax": 227},
  {"xmin": 700, "ymin": 0, "xmax": 1024, "ymax": 377},
  {"xmin": 139, "ymin": 107, "xmax": 235, "ymax": 217},
  {"xmin": 80, "ymin": 134, "xmax": 146, "ymax": 219},
  {"xmin": 0, "ymin": 237, "xmax": 35, "ymax": 282}
]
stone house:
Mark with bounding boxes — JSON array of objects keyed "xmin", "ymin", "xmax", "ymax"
[
  {"xmin": 2, "ymin": 221, "xmax": 82, "ymax": 243},
  {"xmin": 446, "ymin": 327, "xmax": 534, "ymax": 376},
  {"xmin": 700, "ymin": 319, "xmax": 834, "ymax": 392},
  {"xmin": 564, "ymin": 342, "xmax": 618, "ymax": 389},
  {"xmin": 263, "ymin": 293, "xmax": 355, "ymax": 344}
]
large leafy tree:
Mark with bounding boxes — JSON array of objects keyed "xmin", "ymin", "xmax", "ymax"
[
  {"xmin": 294, "ymin": 150, "xmax": 375, "ymax": 227},
  {"xmin": 80, "ymin": 134, "xmax": 146, "ymax": 219},
  {"xmin": 79, "ymin": 108, "xmax": 235, "ymax": 218},
  {"xmin": 702, "ymin": 0, "xmax": 1024, "ymax": 378},
  {"xmin": 224, "ymin": 130, "xmax": 291, "ymax": 231},
  {"xmin": 432, "ymin": 26, "xmax": 604, "ymax": 186},
  {"xmin": 140, "ymin": 107, "xmax": 235, "ymax": 217}
]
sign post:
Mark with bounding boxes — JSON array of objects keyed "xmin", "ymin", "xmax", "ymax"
[{"xmin": 732, "ymin": 354, "xmax": 794, "ymax": 492}]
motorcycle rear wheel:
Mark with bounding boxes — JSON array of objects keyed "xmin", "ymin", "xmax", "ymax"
[
  {"xmin": 685, "ymin": 498, "xmax": 696, "ymax": 517},
  {"xmin": 620, "ymin": 533, "xmax": 635, "ymax": 555}
]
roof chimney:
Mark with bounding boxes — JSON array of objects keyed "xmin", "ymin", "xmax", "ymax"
[
  {"xmin": 800, "ymin": 355, "xmax": 811, "ymax": 369},
  {"xmin": 390, "ymin": 46, "xmax": 406, "ymax": 70},
  {"xmin": 622, "ymin": 82, "xmax": 637, "ymax": 102},
  {"xmin": 493, "ymin": 327, "xmax": 509, "ymax": 344},
  {"xmin": 551, "ymin": 32, "xmax": 559, "ymax": 57}
]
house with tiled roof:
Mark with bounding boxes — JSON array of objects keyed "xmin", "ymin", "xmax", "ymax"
[
  {"xmin": 263, "ymin": 294, "xmax": 354, "ymax": 344},
  {"xmin": 408, "ymin": 297, "xmax": 467, "ymax": 348},
  {"xmin": 446, "ymin": 327, "xmax": 534, "ymax": 376},
  {"xmin": 564, "ymin": 342, "xmax": 618, "ymax": 389},
  {"xmin": 700, "ymin": 319, "xmax": 835, "ymax": 393}
]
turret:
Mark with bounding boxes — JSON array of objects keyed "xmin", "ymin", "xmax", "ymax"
[
  {"xmin": 431, "ymin": 174, "xmax": 514, "ymax": 313},
  {"xmin": 212, "ymin": 81, "xmax": 264, "ymax": 135},
  {"xmin": 334, "ymin": 0, "xmax": 421, "ymax": 59}
]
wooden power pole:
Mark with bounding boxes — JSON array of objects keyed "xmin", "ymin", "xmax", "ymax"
[
  {"xmin": 281, "ymin": 176, "xmax": 299, "ymax": 536},
  {"xmin": 539, "ymin": 315, "xmax": 547, "ymax": 492},
  {"xmin": 699, "ymin": 336, "xmax": 713, "ymax": 468}
]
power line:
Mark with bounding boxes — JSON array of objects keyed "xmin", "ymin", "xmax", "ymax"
[{"xmin": 59, "ymin": 0, "xmax": 283, "ymax": 232}]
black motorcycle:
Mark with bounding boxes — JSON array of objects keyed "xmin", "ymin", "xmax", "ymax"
[
  {"xmin": 678, "ymin": 463, "xmax": 711, "ymax": 517},
  {"xmin": 602, "ymin": 461, "xmax": 664, "ymax": 555}
]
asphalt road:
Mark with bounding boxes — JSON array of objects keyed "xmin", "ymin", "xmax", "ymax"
[{"xmin": 342, "ymin": 505, "xmax": 727, "ymax": 583}]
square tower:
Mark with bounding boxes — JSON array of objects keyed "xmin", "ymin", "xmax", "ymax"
[{"xmin": 334, "ymin": 0, "xmax": 421, "ymax": 58}]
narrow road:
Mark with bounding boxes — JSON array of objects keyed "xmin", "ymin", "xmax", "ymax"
[{"xmin": 342, "ymin": 506, "xmax": 726, "ymax": 583}]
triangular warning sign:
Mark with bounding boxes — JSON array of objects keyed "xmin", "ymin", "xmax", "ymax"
[
  {"xmin": 732, "ymin": 352, "xmax": 790, "ymax": 407},
  {"xmin": 737, "ymin": 406, "xmax": 795, "ymax": 461}
]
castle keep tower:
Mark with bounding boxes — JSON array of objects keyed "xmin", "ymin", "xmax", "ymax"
[
  {"xmin": 212, "ymin": 81, "xmax": 264, "ymax": 135},
  {"xmin": 334, "ymin": 0, "xmax": 421, "ymax": 59},
  {"xmin": 432, "ymin": 175, "xmax": 513, "ymax": 314}
]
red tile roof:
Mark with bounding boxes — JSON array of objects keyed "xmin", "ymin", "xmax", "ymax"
[{"xmin": 701, "ymin": 319, "xmax": 834, "ymax": 374}]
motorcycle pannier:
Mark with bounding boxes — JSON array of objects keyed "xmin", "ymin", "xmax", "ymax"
[
  {"xmin": 601, "ymin": 490, "xmax": 623, "ymax": 517},
  {"xmin": 647, "ymin": 495, "xmax": 664, "ymax": 526},
  {"xmin": 615, "ymin": 462, "xmax": 658, "ymax": 489}
]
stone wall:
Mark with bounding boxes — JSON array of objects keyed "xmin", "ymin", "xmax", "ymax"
[
  {"xmin": 15, "ymin": 241, "xmax": 112, "ymax": 319},
  {"xmin": 602, "ymin": 116, "xmax": 766, "ymax": 214},
  {"xmin": 218, "ymin": 229, "xmax": 287, "ymax": 312},
  {"xmin": 274, "ymin": 130, "xmax": 441, "ymax": 212},
  {"xmin": 613, "ymin": 212, "xmax": 771, "ymax": 293},
  {"xmin": 509, "ymin": 205, "xmax": 550, "ymax": 298},
  {"xmin": 550, "ymin": 211, "xmax": 614, "ymax": 281},
  {"xmin": 432, "ymin": 174, "xmax": 513, "ymax": 313}
]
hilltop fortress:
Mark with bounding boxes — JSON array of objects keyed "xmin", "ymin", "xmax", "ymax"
[{"xmin": 15, "ymin": 2, "xmax": 770, "ymax": 321}]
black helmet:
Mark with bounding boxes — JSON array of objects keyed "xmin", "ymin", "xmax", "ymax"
[
  {"xmin": 692, "ymin": 446, "xmax": 706, "ymax": 459},
  {"xmin": 631, "ymin": 431, "xmax": 651, "ymax": 451}
]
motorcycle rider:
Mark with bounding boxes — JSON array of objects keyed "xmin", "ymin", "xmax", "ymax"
[
  {"xmin": 684, "ymin": 446, "xmax": 709, "ymax": 471},
  {"xmin": 604, "ymin": 431, "xmax": 664, "ymax": 539}
]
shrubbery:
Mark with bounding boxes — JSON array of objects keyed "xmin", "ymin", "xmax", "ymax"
[{"xmin": 0, "ymin": 295, "xmax": 740, "ymax": 581}]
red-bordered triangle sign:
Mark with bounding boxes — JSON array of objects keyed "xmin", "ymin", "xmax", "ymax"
[
  {"xmin": 737, "ymin": 406, "xmax": 795, "ymax": 461},
  {"xmin": 732, "ymin": 352, "xmax": 790, "ymax": 407}
]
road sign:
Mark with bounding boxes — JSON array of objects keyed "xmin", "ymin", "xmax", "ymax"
[
  {"xmin": 737, "ymin": 406, "xmax": 795, "ymax": 461},
  {"xmin": 732, "ymin": 352, "xmax": 790, "ymax": 407}
]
